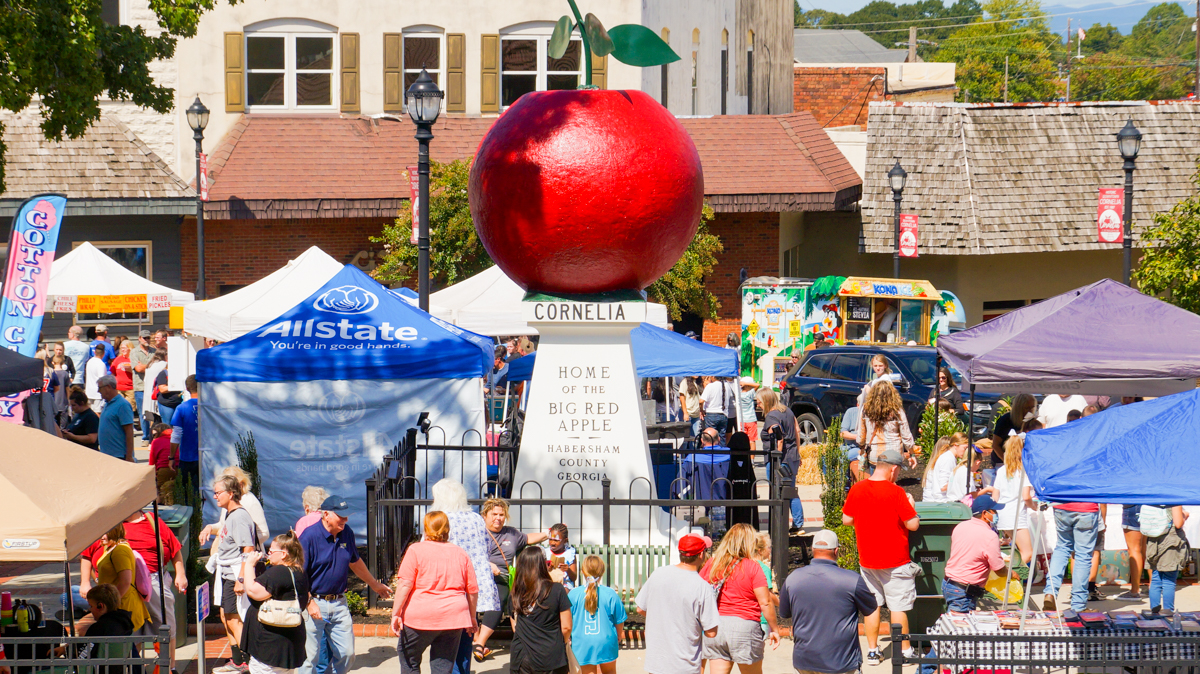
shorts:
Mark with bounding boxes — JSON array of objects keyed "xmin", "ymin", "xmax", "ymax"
[
  {"xmin": 860, "ymin": 563, "xmax": 918, "ymax": 612},
  {"xmin": 702, "ymin": 615, "xmax": 764, "ymax": 664},
  {"xmin": 1123, "ymin": 504, "xmax": 1141, "ymax": 531},
  {"xmin": 742, "ymin": 422, "xmax": 758, "ymax": 440},
  {"xmin": 221, "ymin": 577, "xmax": 239, "ymax": 615}
]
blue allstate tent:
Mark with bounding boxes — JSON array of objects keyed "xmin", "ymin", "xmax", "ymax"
[
  {"xmin": 196, "ymin": 265, "xmax": 492, "ymax": 539},
  {"xmin": 506, "ymin": 323, "xmax": 740, "ymax": 381},
  {"xmin": 1024, "ymin": 389, "xmax": 1200, "ymax": 505}
]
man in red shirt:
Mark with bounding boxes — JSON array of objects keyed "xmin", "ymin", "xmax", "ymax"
[
  {"xmin": 842, "ymin": 449, "xmax": 920, "ymax": 666},
  {"xmin": 1043, "ymin": 500, "xmax": 1100, "ymax": 612},
  {"xmin": 123, "ymin": 510, "xmax": 189, "ymax": 671},
  {"xmin": 943, "ymin": 494, "xmax": 1009, "ymax": 612}
]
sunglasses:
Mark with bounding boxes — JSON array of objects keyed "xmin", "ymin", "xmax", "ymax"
[{"xmin": 548, "ymin": 537, "xmax": 564, "ymax": 543}]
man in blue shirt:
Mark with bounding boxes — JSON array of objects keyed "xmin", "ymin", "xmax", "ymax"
[
  {"xmin": 779, "ymin": 529, "xmax": 877, "ymax": 674},
  {"xmin": 95, "ymin": 375, "xmax": 134, "ymax": 461},
  {"xmin": 485, "ymin": 345, "xmax": 508, "ymax": 395},
  {"xmin": 298, "ymin": 496, "xmax": 393, "ymax": 674},
  {"xmin": 170, "ymin": 375, "xmax": 201, "ymax": 494},
  {"xmin": 90, "ymin": 324, "xmax": 117, "ymax": 365}
]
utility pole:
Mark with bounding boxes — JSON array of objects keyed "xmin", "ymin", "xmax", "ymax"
[
  {"xmin": 908, "ymin": 26, "xmax": 917, "ymax": 62},
  {"xmin": 1195, "ymin": 0, "xmax": 1199, "ymax": 98},
  {"xmin": 1004, "ymin": 55, "xmax": 1009, "ymax": 102},
  {"xmin": 1065, "ymin": 18, "xmax": 1072, "ymax": 102}
]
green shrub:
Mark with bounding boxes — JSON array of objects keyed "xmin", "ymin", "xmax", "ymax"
[
  {"xmin": 833, "ymin": 524, "xmax": 859, "ymax": 571},
  {"xmin": 916, "ymin": 405, "xmax": 965, "ymax": 458},
  {"xmin": 235, "ymin": 431, "xmax": 263, "ymax": 503},
  {"xmin": 817, "ymin": 416, "xmax": 859, "ymax": 570},
  {"xmin": 345, "ymin": 590, "xmax": 368, "ymax": 616}
]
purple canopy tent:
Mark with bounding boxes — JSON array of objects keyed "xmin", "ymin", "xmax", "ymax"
[
  {"xmin": 938, "ymin": 279, "xmax": 1200, "ymax": 397},
  {"xmin": 936, "ymin": 279, "xmax": 1200, "ymax": 624}
]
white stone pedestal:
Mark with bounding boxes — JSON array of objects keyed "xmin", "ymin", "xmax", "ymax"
[{"xmin": 511, "ymin": 297, "xmax": 688, "ymax": 548}]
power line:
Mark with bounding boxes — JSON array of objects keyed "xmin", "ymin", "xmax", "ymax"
[{"xmin": 823, "ymin": 0, "xmax": 1165, "ymax": 30}]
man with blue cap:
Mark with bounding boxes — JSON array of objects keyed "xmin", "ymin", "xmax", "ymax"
[{"xmin": 942, "ymin": 494, "xmax": 1010, "ymax": 612}]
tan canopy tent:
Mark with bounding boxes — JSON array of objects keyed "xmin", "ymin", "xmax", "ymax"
[{"xmin": 0, "ymin": 423, "xmax": 156, "ymax": 562}]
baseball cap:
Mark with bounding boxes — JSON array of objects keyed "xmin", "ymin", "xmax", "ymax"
[
  {"xmin": 971, "ymin": 493, "xmax": 1006, "ymax": 515},
  {"xmin": 701, "ymin": 535, "xmax": 714, "ymax": 550},
  {"xmin": 812, "ymin": 529, "xmax": 839, "ymax": 550},
  {"xmin": 740, "ymin": 376, "xmax": 757, "ymax": 387},
  {"xmin": 139, "ymin": 329, "xmax": 152, "ymax": 338},
  {"xmin": 814, "ymin": 333, "xmax": 827, "ymax": 341},
  {"xmin": 95, "ymin": 324, "xmax": 109, "ymax": 332},
  {"xmin": 876, "ymin": 449, "xmax": 906, "ymax": 466},
  {"xmin": 319, "ymin": 495, "xmax": 350, "ymax": 512},
  {"xmin": 678, "ymin": 534, "xmax": 707, "ymax": 555}
]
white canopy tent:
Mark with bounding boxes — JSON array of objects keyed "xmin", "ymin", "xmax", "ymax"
[
  {"xmin": 183, "ymin": 246, "xmax": 344, "ymax": 341},
  {"xmin": 431, "ymin": 265, "xmax": 671, "ymax": 336},
  {"xmin": 47, "ymin": 242, "xmax": 194, "ymax": 310}
]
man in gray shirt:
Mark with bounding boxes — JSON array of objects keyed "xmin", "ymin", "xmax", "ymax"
[
  {"xmin": 779, "ymin": 530, "xmax": 877, "ymax": 674},
  {"xmin": 636, "ymin": 535, "xmax": 719, "ymax": 674}
]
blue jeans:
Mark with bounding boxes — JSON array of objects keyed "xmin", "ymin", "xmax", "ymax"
[
  {"xmin": 157, "ymin": 402, "xmax": 176, "ymax": 426},
  {"xmin": 1149, "ymin": 570, "xmax": 1178, "ymax": 612},
  {"xmin": 790, "ymin": 498, "xmax": 804, "ymax": 528},
  {"xmin": 451, "ymin": 628, "xmax": 472, "ymax": 674},
  {"xmin": 1046, "ymin": 509, "xmax": 1099, "ymax": 611},
  {"xmin": 942, "ymin": 578, "xmax": 984, "ymax": 612},
  {"xmin": 300, "ymin": 597, "xmax": 354, "ymax": 674},
  {"xmin": 690, "ymin": 417, "xmax": 703, "ymax": 438},
  {"xmin": 135, "ymin": 391, "xmax": 149, "ymax": 440},
  {"xmin": 62, "ymin": 585, "xmax": 89, "ymax": 613},
  {"xmin": 703, "ymin": 413, "xmax": 728, "ymax": 438}
]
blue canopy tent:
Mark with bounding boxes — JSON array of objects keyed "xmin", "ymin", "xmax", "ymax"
[
  {"xmin": 1024, "ymin": 389, "xmax": 1200, "ymax": 505},
  {"xmin": 196, "ymin": 265, "xmax": 493, "ymax": 539},
  {"xmin": 506, "ymin": 323, "xmax": 740, "ymax": 381}
]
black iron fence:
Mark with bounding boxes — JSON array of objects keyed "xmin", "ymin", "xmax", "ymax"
[
  {"xmin": 1, "ymin": 626, "xmax": 169, "ymax": 674},
  {"xmin": 891, "ymin": 624, "xmax": 1200, "ymax": 674},
  {"xmin": 365, "ymin": 428, "xmax": 793, "ymax": 608}
]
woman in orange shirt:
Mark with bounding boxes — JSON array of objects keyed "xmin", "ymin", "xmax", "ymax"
[{"xmin": 391, "ymin": 511, "xmax": 479, "ymax": 674}]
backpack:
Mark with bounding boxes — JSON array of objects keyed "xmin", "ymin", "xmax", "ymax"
[{"xmin": 1139, "ymin": 506, "xmax": 1172, "ymax": 537}]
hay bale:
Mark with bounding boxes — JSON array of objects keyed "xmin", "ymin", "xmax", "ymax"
[{"xmin": 796, "ymin": 443, "xmax": 824, "ymax": 485}]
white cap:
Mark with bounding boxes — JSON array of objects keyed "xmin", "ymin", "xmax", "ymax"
[
  {"xmin": 740, "ymin": 376, "xmax": 757, "ymax": 387},
  {"xmin": 812, "ymin": 529, "xmax": 839, "ymax": 550}
]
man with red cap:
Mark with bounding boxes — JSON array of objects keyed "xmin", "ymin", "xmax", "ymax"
[{"xmin": 636, "ymin": 535, "xmax": 720, "ymax": 674}]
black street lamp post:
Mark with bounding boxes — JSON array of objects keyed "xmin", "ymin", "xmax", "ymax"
[
  {"xmin": 186, "ymin": 97, "xmax": 210, "ymax": 300},
  {"xmin": 405, "ymin": 69, "xmax": 444, "ymax": 312},
  {"xmin": 1116, "ymin": 119, "xmax": 1142, "ymax": 286},
  {"xmin": 888, "ymin": 160, "xmax": 907, "ymax": 279}
]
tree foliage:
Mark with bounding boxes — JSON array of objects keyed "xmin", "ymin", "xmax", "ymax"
[
  {"xmin": 373, "ymin": 159, "xmax": 724, "ymax": 321},
  {"xmin": 931, "ymin": 0, "xmax": 1060, "ymax": 102},
  {"xmin": 1132, "ymin": 164, "xmax": 1200, "ymax": 315},
  {"xmin": 371, "ymin": 159, "xmax": 492, "ymax": 289},
  {"xmin": 645, "ymin": 203, "xmax": 723, "ymax": 322},
  {"xmin": 0, "ymin": 0, "xmax": 231, "ymax": 193}
]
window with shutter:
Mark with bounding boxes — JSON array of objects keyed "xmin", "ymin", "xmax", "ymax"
[
  {"xmin": 480, "ymin": 34, "xmax": 500, "ymax": 113},
  {"xmin": 225, "ymin": 32, "xmax": 245, "ymax": 112},
  {"xmin": 384, "ymin": 33, "xmax": 403, "ymax": 112},
  {"xmin": 591, "ymin": 52, "xmax": 606, "ymax": 90},
  {"xmin": 446, "ymin": 33, "xmax": 465, "ymax": 112}
]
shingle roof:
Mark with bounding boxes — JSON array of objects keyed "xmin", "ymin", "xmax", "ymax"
[
  {"xmin": 205, "ymin": 112, "xmax": 861, "ymax": 218},
  {"xmin": 0, "ymin": 108, "xmax": 193, "ymax": 201},
  {"xmin": 794, "ymin": 29, "xmax": 909, "ymax": 64},
  {"xmin": 861, "ymin": 101, "xmax": 1200, "ymax": 255}
]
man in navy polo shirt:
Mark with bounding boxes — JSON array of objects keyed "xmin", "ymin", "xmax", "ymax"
[
  {"xmin": 779, "ymin": 530, "xmax": 877, "ymax": 674},
  {"xmin": 299, "ymin": 495, "xmax": 393, "ymax": 674}
]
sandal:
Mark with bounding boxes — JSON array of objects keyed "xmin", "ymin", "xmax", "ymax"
[{"xmin": 473, "ymin": 644, "xmax": 491, "ymax": 663}]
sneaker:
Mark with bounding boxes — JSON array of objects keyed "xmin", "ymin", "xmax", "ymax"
[
  {"xmin": 1113, "ymin": 591, "xmax": 1142, "ymax": 601},
  {"xmin": 212, "ymin": 662, "xmax": 242, "ymax": 674},
  {"xmin": 866, "ymin": 649, "xmax": 882, "ymax": 666},
  {"xmin": 1043, "ymin": 594, "xmax": 1057, "ymax": 611},
  {"xmin": 902, "ymin": 648, "xmax": 917, "ymax": 659},
  {"xmin": 1088, "ymin": 588, "xmax": 1103, "ymax": 602}
]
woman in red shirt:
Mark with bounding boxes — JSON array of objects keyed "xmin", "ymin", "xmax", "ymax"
[
  {"xmin": 391, "ymin": 511, "xmax": 479, "ymax": 674},
  {"xmin": 700, "ymin": 524, "xmax": 780, "ymax": 674},
  {"xmin": 109, "ymin": 341, "xmax": 135, "ymax": 407}
]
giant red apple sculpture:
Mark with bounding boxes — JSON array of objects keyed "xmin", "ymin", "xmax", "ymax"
[{"xmin": 469, "ymin": 89, "xmax": 703, "ymax": 294}]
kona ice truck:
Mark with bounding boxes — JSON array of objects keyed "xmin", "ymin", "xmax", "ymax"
[{"xmin": 739, "ymin": 276, "xmax": 965, "ymax": 385}]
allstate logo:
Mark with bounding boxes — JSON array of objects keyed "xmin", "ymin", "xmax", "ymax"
[
  {"xmin": 314, "ymin": 286, "xmax": 379, "ymax": 315},
  {"xmin": 318, "ymin": 390, "xmax": 367, "ymax": 427}
]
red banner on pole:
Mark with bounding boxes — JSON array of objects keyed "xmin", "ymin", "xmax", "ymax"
[
  {"xmin": 408, "ymin": 166, "xmax": 420, "ymax": 245},
  {"xmin": 1097, "ymin": 187, "xmax": 1123, "ymax": 243},
  {"xmin": 899, "ymin": 213, "xmax": 919, "ymax": 258},
  {"xmin": 199, "ymin": 153, "xmax": 209, "ymax": 201}
]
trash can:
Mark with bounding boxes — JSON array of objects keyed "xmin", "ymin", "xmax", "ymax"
[
  {"xmin": 156, "ymin": 504, "xmax": 193, "ymax": 647},
  {"xmin": 908, "ymin": 501, "xmax": 970, "ymax": 634}
]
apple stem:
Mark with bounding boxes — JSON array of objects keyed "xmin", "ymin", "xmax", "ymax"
[{"xmin": 566, "ymin": 0, "xmax": 594, "ymax": 88}]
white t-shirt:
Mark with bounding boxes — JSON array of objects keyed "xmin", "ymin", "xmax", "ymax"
[
  {"xmin": 922, "ymin": 450, "xmax": 958, "ymax": 503},
  {"xmin": 1038, "ymin": 394, "xmax": 1087, "ymax": 428},
  {"xmin": 700, "ymin": 380, "xmax": 735, "ymax": 416},
  {"xmin": 85, "ymin": 358, "xmax": 107, "ymax": 399},
  {"xmin": 993, "ymin": 467, "xmax": 1030, "ymax": 531},
  {"xmin": 677, "ymin": 382, "xmax": 702, "ymax": 417},
  {"xmin": 946, "ymin": 464, "xmax": 971, "ymax": 503}
]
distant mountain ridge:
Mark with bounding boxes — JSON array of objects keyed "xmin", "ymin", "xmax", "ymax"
[{"xmin": 1045, "ymin": 1, "xmax": 1191, "ymax": 36}]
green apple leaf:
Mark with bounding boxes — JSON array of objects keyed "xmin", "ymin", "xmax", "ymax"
[
  {"xmin": 549, "ymin": 15, "xmax": 574, "ymax": 60},
  {"xmin": 584, "ymin": 13, "xmax": 615, "ymax": 57},
  {"xmin": 608, "ymin": 23, "xmax": 680, "ymax": 67}
]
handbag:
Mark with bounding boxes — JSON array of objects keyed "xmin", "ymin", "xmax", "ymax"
[
  {"xmin": 257, "ymin": 567, "xmax": 303, "ymax": 628},
  {"xmin": 486, "ymin": 528, "xmax": 517, "ymax": 592}
]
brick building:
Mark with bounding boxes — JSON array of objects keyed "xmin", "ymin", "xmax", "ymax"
[{"xmin": 194, "ymin": 111, "xmax": 860, "ymax": 344}]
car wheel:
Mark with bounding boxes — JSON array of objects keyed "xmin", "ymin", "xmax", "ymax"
[{"xmin": 795, "ymin": 413, "xmax": 825, "ymax": 446}]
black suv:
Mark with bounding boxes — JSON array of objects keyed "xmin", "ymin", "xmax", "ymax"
[{"xmin": 781, "ymin": 345, "xmax": 1001, "ymax": 445}]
